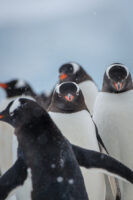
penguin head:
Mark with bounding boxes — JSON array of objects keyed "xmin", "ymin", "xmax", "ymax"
[
  {"xmin": 50, "ymin": 82, "xmax": 87, "ymax": 112},
  {"xmin": 103, "ymin": 63, "xmax": 133, "ymax": 93},
  {"xmin": 0, "ymin": 97, "xmax": 43, "ymax": 128},
  {"xmin": 0, "ymin": 79, "xmax": 35, "ymax": 98},
  {"xmin": 59, "ymin": 62, "xmax": 92, "ymax": 84}
]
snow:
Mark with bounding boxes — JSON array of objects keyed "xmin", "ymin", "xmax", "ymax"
[
  {"xmin": 51, "ymin": 164, "xmax": 56, "ymax": 168},
  {"xmin": 68, "ymin": 179, "xmax": 74, "ymax": 184},
  {"xmin": 57, "ymin": 177, "xmax": 64, "ymax": 183}
]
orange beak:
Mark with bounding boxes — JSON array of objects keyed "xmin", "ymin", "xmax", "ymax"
[
  {"xmin": 60, "ymin": 73, "xmax": 68, "ymax": 81},
  {"xmin": 0, "ymin": 83, "xmax": 8, "ymax": 89},
  {"xmin": 0, "ymin": 115, "xmax": 4, "ymax": 119},
  {"xmin": 114, "ymin": 82, "xmax": 123, "ymax": 91},
  {"xmin": 65, "ymin": 94, "xmax": 74, "ymax": 102}
]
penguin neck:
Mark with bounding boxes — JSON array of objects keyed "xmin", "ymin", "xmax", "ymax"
[{"xmin": 48, "ymin": 102, "xmax": 88, "ymax": 114}]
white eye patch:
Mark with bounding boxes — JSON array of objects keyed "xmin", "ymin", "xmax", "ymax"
[
  {"xmin": 70, "ymin": 63, "xmax": 80, "ymax": 74},
  {"xmin": 106, "ymin": 64, "xmax": 129, "ymax": 79},
  {"xmin": 9, "ymin": 97, "xmax": 36, "ymax": 115},
  {"xmin": 71, "ymin": 82, "xmax": 80, "ymax": 94},
  {"xmin": 55, "ymin": 84, "xmax": 60, "ymax": 94},
  {"xmin": 15, "ymin": 80, "xmax": 26, "ymax": 88},
  {"xmin": 9, "ymin": 98, "xmax": 21, "ymax": 114},
  {"xmin": 55, "ymin": 82, "xmax": 80, "ymax": 95}
]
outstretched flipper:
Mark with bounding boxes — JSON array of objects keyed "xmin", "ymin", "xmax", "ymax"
[
  {"xmin": 72, "ymin": 145, "xmax": 133, "ymax": 184},
  {"xmin": 0, "ymin": 157, "xmax": 27, "ymax": 200},
  {"xmin": 94, "ymin": 121, "xmax": 121, "ymax": 200}
]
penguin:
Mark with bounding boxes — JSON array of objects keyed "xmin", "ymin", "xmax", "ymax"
[
  {"xmin": 58, "ymin": 62, "xmax": 98, "ymax": 114},
  {"xmin": 93, "ymin": 63, "xmax": 133, "ymax": 200},
  {"xmin": 48, "ymin": 81, "xmax": 120, "ymax": 200},
  {"xmin": 0, "ymin": 79, "xmax": 36, "ymax": 174},
  {"xmin": 1, "ymin": 98, "xmax": 133, "ymax": 200},
  {"xmin": 0, "ymin": 97, "xmax": 89, "ymax": 200}
]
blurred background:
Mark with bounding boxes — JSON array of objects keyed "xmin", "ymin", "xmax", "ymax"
[{"xmin": 0, "ymin": 0, "xmax": 133, "ymax": 100}]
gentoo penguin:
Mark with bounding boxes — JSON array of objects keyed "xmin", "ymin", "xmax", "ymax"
[
  {"xmin": 1, "ymin": 98, "xmax": 133, "ymax": 199},
  {"xmin": 0, "ymin": 79, "xmax": 36, "ymax": 174},
  {"xmin": 58, "ymin": 62, "xmax": 98, "ymax": 114},
  {"xmin": 0, "ymin": 97, "xmax": 89, "ymax": 200},
  {"xmin": 93, "ymin": 63, "xmax": 133, "ymax": 200},
  {"xmin": 48, "ymin": 82, "xmax": 120, "ymax": 200}
]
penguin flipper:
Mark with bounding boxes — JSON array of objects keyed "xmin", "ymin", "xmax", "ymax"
[
  {"xmin": 94, "ymin": 122, "xmax": 121, "ymax": 200},
  {"xmin": 72, "ymin": 145, "xmax": 133, "ymax": 184},
  {"xmin": 0, "ymin": 157, "xmax": 27, "ymax": 200}
]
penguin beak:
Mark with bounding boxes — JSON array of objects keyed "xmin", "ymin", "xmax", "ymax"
[
  {"xmin": 59, "ymin": 73, "xmax": 68, "ymax": 81},
  {"xmin": 65, "ymin": 94, "xmax": 74, "ymax": 102},
  {"xmin": 114, "ymin": 82, "xmax": 123, "ymax": 91},
  {"xmin": 0, "ymin": 83, "xmax": 8, "ymax": 89},
  {"xmin": 0, "ymin": 115, "xmax": 4, "ymax": 119}
]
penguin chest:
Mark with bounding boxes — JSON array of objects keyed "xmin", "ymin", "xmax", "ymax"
[
  {"xmin": 49, "ymin": 110, "xmax": 99, "ymax": 151},
  {"xmin": 0, "ymin": 97, "xmax": 16, "ymax": 174},
  {"xmin": 93, "ymin": 91, "xmax": 133, "ymax": 166},
  {"xmin": 79, "ymin": 81, "xmax": 98, "ymax": 114}
]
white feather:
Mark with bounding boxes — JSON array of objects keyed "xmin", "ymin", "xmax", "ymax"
[
  {"xmin": 9, "ymin": 98, "xmax": 21, "ymax": 113},
  {"xmin": 93, "ymin": 90, "xmax": 133, "ymax": 200},
  {"xmin": 49, "ymin": 110, "xmax": 106, "ymax": 200},
  {"xmin": 70, "ymin": 62, "xmax": 80, "ymax": 73},
  {"xmin": 79, "ymin": 80, "xmax": 98, "ymax": 115},
  {"xmin": 15, "ymin": 80, "xmax": 26, "ymax": 88}
]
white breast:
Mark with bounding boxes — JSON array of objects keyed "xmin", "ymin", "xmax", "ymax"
[
  {"xmin": 93, "ymin": 90, "xmax": 133, "ymax": 200},
  {"xmin": 49, "ymin": 110, "xmax": 106, "ymax": 200},
  {"xmin": 79, "ymin": 80, "xmax": 98, "ymax": 115},
  {"xmin": 0, "ymin": 97, "xmax": 17, "ymax": 174},
  {"xmin": 49, "ymin": 110, "xmax": 99, "ymax": 151}
]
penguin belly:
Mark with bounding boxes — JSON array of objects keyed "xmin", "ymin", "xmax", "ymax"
[
  {"xmin": 79, "ymin": 81, "xmax": 98, "ymax": 115},
  {"xmin": 93, "ymin": 90, "xmax": 133, "ymax": 200},
  {"xmin": 0, "ymin": 98, "xmax": 16, "ymax": 174},
  {"xmin": 49, "ymin": 110, "xmax": 106, "ymax": 200}
]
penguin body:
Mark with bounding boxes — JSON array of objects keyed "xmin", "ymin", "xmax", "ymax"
[
  {"xmin": 59, "ymin": 62, "xmax": 98, "ymax": 114},
  {"xmin": 48, "ymin": 82, "xmax": 106, "ymax": 200},
  {"xmin": 0, "ymin": 98, "xmax": 88, "ymax": 200},
  {"xmin": 93, "ymin": 63, "xmax": 133, "ymax": 200}
]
